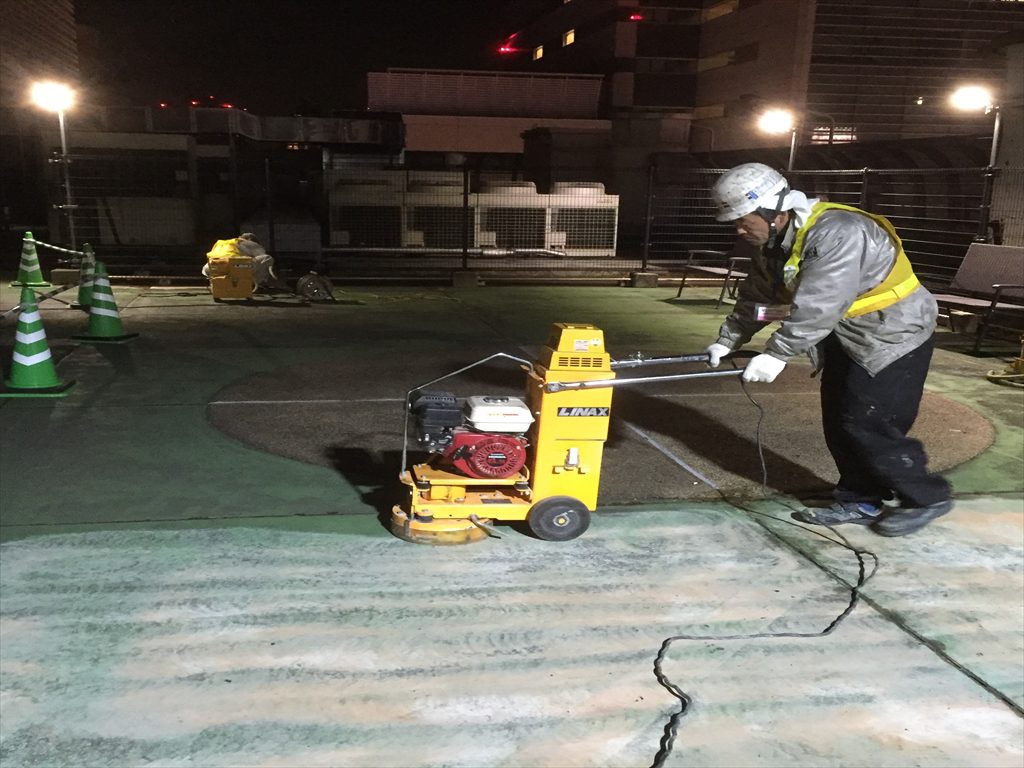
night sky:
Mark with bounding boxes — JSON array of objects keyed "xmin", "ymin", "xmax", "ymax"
[{"xmin": 74, "ymin": 0, "xmax": 519, "ymax": 115}]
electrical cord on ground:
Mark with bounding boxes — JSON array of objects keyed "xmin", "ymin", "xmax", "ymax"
[{"xmin": 648, "ymin": 360, "xmax": 880, "ymax": 768}]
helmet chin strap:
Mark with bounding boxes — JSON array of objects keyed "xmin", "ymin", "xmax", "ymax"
[{"xmin": 759, "ymin": 185, "xmax": 791, "ymax": 250}]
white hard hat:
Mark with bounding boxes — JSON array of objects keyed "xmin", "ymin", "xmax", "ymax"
[{"xmin": 711, "ymin": 163, "xmax": 790, "ymax": 222}]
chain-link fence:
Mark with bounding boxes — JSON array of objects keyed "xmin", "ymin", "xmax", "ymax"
[
  {"xmin": 644, "ymin": 167, "xmax": 1023, "ymax": 283},
  {"xmin": 38, "ymin": 148, "xmax": 1021, "ymax": 284}
]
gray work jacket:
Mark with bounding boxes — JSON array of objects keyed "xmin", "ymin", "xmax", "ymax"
[{"xmin": 716, "ymin": 208, "xmax": 938, "ymax": 376}]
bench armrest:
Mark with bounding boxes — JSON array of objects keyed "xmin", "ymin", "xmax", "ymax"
[{"xmin": 685, "ymin": 249, "xmax": 729, "ymax": 265}]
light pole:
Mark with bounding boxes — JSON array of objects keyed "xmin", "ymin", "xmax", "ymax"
[
  {"xmin": 757, "ymin": 107, "xmax": 837, "ymax": 171},
  {"xmin": 950, "ymin": 85, "xmax": 1001, "ymax": 241},
  {"xmin": 757, "ymin": 108, "xmax": 798, "ymax": 170},
  {"xmin": 30, "ymin": 81, "xmax": 77, "ymax": 249}
]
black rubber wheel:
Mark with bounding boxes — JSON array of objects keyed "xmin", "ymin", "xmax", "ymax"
[
  {"xmin": 527, "ymin": 496, "xmax": 591, "ymax": 541},
  {"xmin": 296, "ymin": 273, "xmax": 335, "ymax": 302}
]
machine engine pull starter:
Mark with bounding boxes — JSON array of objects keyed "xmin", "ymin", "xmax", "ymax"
[{"xmin": 391, "ymin": 323, "xmax": 743, "ymax": 545}]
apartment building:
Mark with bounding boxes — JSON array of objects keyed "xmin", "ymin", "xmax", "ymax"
[{"xmin": 499, "ymin": 0, "xmax": 1023, "ymax": 151}]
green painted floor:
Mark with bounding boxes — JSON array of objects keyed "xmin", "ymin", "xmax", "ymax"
[{"xmin": 1, "ymin": 282, "xmax": 1022, "ymax": 767}]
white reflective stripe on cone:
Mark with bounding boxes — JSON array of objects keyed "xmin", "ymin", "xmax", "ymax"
[
  {"xmin": 19, "ymin": 310, "xmax": 41, "ymax": 323},
  {"xmin": 90, "ymin": 306, "xmax": 120, "ymax": 318},
  {"xmin": 16, "ymin": 329, "xmax": 47, "ymax": 344},
  {"xmin": 13, "ymin": 349, "xmax": 52, "ymax": 366}
]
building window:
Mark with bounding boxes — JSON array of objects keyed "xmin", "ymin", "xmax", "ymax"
[
  {"xmin": 693, "ymin": 103, "xmax": 726, "ymax": 120},
  {"xmin": 562, "ymin": 29, "xmax": 575, "ymax": 46},
  {"xmin": 702, "ymin": 0, "xmax": 739, "ymax": 22},
  {"xmin": 697, "ymin": 43, "xmax": 758, "ymax": 72},
  {"xmin": 533, "ymin": 45, "xmax": 544, "ymax": 61},
  {"xmin": 811, "ymin": 125, "xmax": 857, "ymax": 144}
]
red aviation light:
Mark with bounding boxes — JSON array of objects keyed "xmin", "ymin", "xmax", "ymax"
[
  {"xmin": 629, "ymin": 13, "xmax": 644, "ymax": 21},
  {"xmin": 498, "ymin": 33, "xmax": 521, "ymax": 54}
]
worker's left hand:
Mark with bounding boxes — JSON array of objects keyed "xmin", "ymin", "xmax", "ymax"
[{"xmin": 742, "ymin": 354, "xmax": 787, "ymax": 383}]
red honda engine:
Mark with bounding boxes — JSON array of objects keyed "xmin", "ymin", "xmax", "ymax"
[
  {"xmin": 409, "ymin": 391, "xmax": 535, "ymax": 479},
  {"xmin": 442, "ymin": 432, "xmax": 528, "ymax": 478}
]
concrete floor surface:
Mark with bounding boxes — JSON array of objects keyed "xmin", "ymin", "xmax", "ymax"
[{"xmin": 1, "ymin": 282, "xmax": 1022, "ymax": 767}]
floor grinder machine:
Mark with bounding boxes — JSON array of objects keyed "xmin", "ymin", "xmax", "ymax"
[{"xmin": 391, "ymin": 322, "xmax": 744, "ymax": 545}]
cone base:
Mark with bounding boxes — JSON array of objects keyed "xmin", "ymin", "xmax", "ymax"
[
  {"xmin": 0, "ymin": 379, "xmax": 76, "ymax": 398},
  {"xmin": 71, "ymin": 333, "xmax": 139, "ymax": 344},
  {"xmin": 10, "ymin": 281, "xmax": 52, "ymax": 288}
]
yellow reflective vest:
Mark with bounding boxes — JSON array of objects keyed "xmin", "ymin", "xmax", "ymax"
[{"xmin": 783, "ymin": 202, "xmax": 921, "ymax": 317}]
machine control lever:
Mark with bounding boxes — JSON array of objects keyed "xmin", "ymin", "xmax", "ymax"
[
  {"xmin": 546, "ymin": 368, "xmax": 743, "ymax": 393},
  {"xmin": 611, "ymin": 352, "xmax": 711, "ymax": 369}
]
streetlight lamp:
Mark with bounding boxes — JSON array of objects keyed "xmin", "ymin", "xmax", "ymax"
[
  {"xmin": 949, "ymin": 84, "xmax": 1001, "ymax": 241},
  {"xmin": 30, "ymin": 80, "xmax": 77, "ymax": 249},
  {"xmin": 950, "ymin": 84, "xmax": 1002, "ymax": 169},
  {"xmin": 757, "ymin": 106, "xmax": 837, "ymax": 171},
  {"xmin": 757, "ymin": 108, "xmax": 798, "ymax": 170}
]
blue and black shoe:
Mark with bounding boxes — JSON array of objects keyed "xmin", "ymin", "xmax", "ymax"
[
  {"xmin": 791, "ymin": 501, "xmax": 882, "ymax": 526},
  {"xmin": 872, "ymin": 499, "xmax": 954, "ymax": 537}
]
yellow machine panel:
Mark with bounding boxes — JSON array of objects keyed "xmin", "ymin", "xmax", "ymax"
[
  {"xmin": 208, "ymin": 256, "xmax": 254, "ymax": 300},
  {"xmin": 526, "ymin": 323, "xmax": 614, "ymax": 509}
]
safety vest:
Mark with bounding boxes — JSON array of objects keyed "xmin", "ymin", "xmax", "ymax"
[{"xmin": 783, "ymin": 202, "xmax": 921, "ymax": 317}]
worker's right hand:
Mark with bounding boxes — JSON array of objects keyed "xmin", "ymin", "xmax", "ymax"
[{"xmin": 705, "ymin": 342, "xmax": 733, "ymax": 368}]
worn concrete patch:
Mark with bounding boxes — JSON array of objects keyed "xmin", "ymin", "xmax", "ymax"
[{"xmin": 2, "ymin": 506, "xmax": 1021, "ymax": 768}]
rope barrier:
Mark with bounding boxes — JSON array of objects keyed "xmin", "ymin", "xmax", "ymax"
[
  {"xmin": 0, "ymin": 283, "xmax": 80, "ymax": 321},
  {"xmin": 25, "ymin": 238, "xmax": 86, "ymax": 257}
]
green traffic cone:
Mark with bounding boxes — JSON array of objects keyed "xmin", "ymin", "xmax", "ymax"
[
  {"xmin": 71, "ymin": 261, "xmax": 138, "ymax": 344},
  {"xmin": 11, "ymin": 232, "xmax": 51, "ymax": 288},
  {"xmin": 74, "ymin": 243, "xmax": 96, "ymax": 310},
  {"xmin": 1, "ymin": 286, "xmax": 75, "ymax": 397}
]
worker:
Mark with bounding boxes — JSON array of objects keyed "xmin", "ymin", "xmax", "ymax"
[
  {"xmin": 202, "ymin": 233, "xmax": 277, "ymax": 291},
  {"xmin": 235, "ymin": 232, "xmax": 277, "ymax": 290},
  {"xmin": 703, "ymin": 162, "xmax": 952, "ymax": 536}
]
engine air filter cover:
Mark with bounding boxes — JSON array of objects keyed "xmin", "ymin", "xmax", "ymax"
[{"xmin": 464, "ymin": 395, "xmax": 534, "ymax": 433}]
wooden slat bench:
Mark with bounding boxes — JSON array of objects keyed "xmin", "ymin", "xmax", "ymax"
[{"xmin": 928, "ymin": 243, "xmax": 1024, "ymax": 353}]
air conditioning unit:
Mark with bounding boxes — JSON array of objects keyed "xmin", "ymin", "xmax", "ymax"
[
  {"xmin": 405, "ymin": 175, "xmax": 466, "ymax": 249},
  {"xmin": 548, "ymin": 182, "xmax": 619, "ymax": 258},
  {"xmin": 476, "ymin": 182, "xmax": 547, "ymax": 251},
  {"xmin": 327, "ymin": 171, "xmax": 404, "ymax": 248}
]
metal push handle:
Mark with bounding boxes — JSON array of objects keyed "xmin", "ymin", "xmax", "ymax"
[
  {"xmin": 546, "ymin": 368, "xmax": 743, "ymax": 393},
  {"xmin": 610, "ymin": 352, "xmax": 712, "ymax": 369}
]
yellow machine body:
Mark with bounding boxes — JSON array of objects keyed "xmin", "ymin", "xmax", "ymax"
[
  {"xmin": 393, "ymin": 323, "xmax": 614, "ymax": 542},
  {"xmin": 207, "ymin": 239, "xmax": 255, "ymax": 300}
]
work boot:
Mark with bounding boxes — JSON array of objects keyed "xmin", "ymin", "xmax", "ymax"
[
  {"xmin": 871, "ymin": 499, "xmax": 954, "ymax": 537},
  {"xmin": 791, "ymin": 501, "xmax": 882, "ymax": 526}
]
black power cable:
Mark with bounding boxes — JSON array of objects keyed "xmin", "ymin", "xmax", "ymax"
[{"xmin": 648, "ymin": 368, "xmax": 880, "ymax": 768}]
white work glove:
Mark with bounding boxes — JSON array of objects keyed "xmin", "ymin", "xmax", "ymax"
[
  {"xmin": 742, "ymin": 353, "xmax": 787, "ymax": 383},
  {"xmin": 705, "ymin": 343, "xmax": 733, "ymax": 368}
]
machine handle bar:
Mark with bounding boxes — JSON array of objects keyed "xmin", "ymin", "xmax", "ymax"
[
  {"xmin": 546, "ymin": 368, "xmax": 743, "ymax": 392},
  {"xmin": 610, "ymin": 353, "xmax": 710, "ymax": 369}
]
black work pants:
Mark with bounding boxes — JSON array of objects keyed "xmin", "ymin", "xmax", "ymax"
[{"xmin": 820, "ymin": 333, "xmax": 951, "ymax": 508}]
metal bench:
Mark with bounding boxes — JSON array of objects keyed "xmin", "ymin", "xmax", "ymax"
[
  {"xmin": 674, "ymin": 249, "xmax": 751, "ymax": 308},
  {"xmin": 928, "ymin": 243, "xmax": 1024, "ymax": 353}
]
